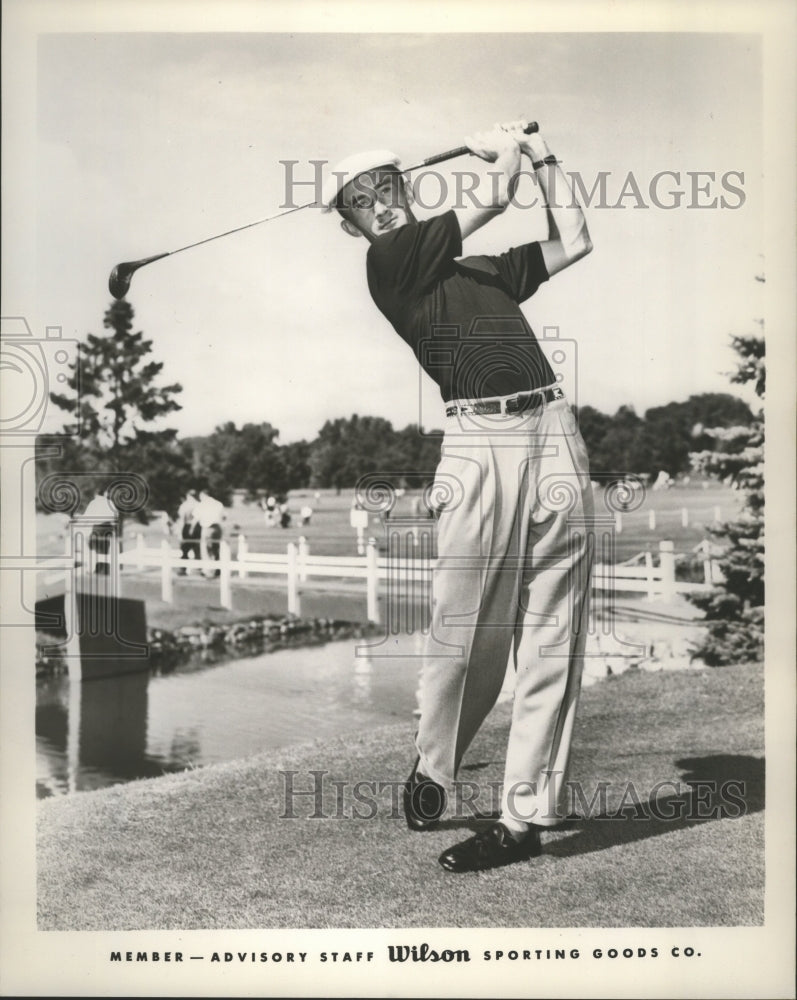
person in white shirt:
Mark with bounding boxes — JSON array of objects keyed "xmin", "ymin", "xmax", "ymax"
[
  {"xmin": 177, "ymin": 489, "xmax": 201, "ymax": 574},
  {"xmin": 195, "ymin": 490, "xmax": 225, "ymax": 576}
]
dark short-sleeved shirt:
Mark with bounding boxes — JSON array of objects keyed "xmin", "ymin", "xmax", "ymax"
[{"xmin": 366, "ymin": 209, "xmax": 555, "ymax": 402}]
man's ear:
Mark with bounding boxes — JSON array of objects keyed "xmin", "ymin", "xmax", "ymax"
[{"xmin": 340, "ymin": 219, "xmax": 363, "ymax": 238}]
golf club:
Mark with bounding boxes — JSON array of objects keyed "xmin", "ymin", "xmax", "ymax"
[
  {"xmin": 108, "ymin": 204, "xmax": 311, "ymax": 299},
  {"xmin": 108, "ymin": 121, "xmax": 539, "ymax": 299}
]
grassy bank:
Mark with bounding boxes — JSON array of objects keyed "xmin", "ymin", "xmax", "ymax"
[{"xmin": 37, "ymin": 661, "xmax": 764, "ymax": 929}]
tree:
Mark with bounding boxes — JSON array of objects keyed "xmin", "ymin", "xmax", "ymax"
[
  {"xmin": 574, "ymin": 404, "xmax": 618, "ymax": 478},
  {"xmin": 51, "ymin": 301, "xmax": 182, "ymax": 464},
  {"xmin": 587, "ymin": 404, "xmax": 643, "ymax": 480},
  {"xmin": 638, "ymin": 393, "xmax": 755, "ymax": 479},
  {"xmin": 388, "ymin": 424, "xmax": 444, "ymax": 483},
  {"xmin": 309, "ymin": 414, "xmax": 397, "ymax": 490},
  {"xmin": 193, "ymin": 421, "xmax": 288, "ymax": 503},
  {"xmin": 123, "ymin": 430, "xmax": 195, "ymax": 519},
  {"xmin": 281, "ymin": 439, "xmax": 312, "ymax": 491},
  {"xmin": 307, "ymin": 416, "xmax": 443, "ymax": 491},
  {"xmin": 574, "ymin": 394, "xmax": 755, "ymax": 482},
  {"xmin": 46, "ymin": 300, "xmax": 190, "ymax": 517},
  {"xmin": 688, "ymin": 330, "xmax": 765, "ymax": 665}
]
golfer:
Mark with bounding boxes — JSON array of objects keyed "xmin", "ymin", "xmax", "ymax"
[{"xmin": 323, "ymin": 121, "xmax": 594, "ymax": 871}]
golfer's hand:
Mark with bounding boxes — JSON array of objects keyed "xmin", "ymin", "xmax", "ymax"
[
  {"xmin": 497, "ymin": 119, "xmax": 550, "ymax": 161},
  {"xmin": 464, "ymin": 124, "xmax": 521, "ymax": 163}
]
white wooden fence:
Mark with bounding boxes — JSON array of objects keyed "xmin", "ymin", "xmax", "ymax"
[{"xmin": 103, "ymin": 532, "xmax": 717, "ymax": 622}]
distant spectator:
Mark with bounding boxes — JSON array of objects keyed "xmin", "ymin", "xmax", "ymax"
[
  {"xmin": 279, "ymin": 503, "xmax": 291, "ymax": 529},
  {"xmin": 177, "ymin": 489, "xmax": 201, "ymax": 574},
  {"xmin": 653, "ymin": 470, "xmax": 674, "ymax": 491},
  {"xmin": 263, "ymin": 494, "xmax": 278, "ymax": 527},
  {"xmin": 300, "ymin": 504, "xmax": 313, "ymax": 526},
  {"xmin": 195, "ymin": 490, "xmax": 226, "ymax": 576},
  {"xmin": 83, "ymin": 487, "xmax": 117, "ymax": 575}
]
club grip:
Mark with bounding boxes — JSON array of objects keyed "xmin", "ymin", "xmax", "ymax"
[{"xmin": 420, "ymin": 121, "xmax": 539, "ymax": 168}]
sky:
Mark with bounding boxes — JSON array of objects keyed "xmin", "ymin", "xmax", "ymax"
[{"xmin": 32, "ymin": 29, "xmax": 763, "ymax": 442}]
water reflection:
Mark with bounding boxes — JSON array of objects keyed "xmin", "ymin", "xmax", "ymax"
[
  {"xmin": 36, "ymin": 670, "xmax": 181, "ymax": 797},
  {"xmin": 36, "ymin": 638, "xmax": 422, "ymax": 798}
]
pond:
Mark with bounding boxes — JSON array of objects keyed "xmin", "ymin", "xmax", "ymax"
[{"xmin": 36, "ymin": 632, "xmax": 429, "ymax": 798}]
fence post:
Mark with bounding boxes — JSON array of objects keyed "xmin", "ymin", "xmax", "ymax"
[
  {"xmin": 161, "ymin": 539, "xmax": 173, "ymax": 603},
  {"xmin": 356, "ymin": 525, "xmax": 365, "ymax": 556},
  {"xmin": 681, "ymin": 507, "xmax": 689, "ymax": 527},
  {"xmin": 287, "ymin": 542, "xmax": 301, "ymax": 616},
  {"xmin": 644, "ymin": 550, "xmax": 655, "ymax": 601},
  {"xmin": 714, "ymin": 505, "xmax": 722, "ymax": 523},
  {"xmin": 64, "ymin": 533, "xmax": 82, "ymax": 681},
  {"xmin": 614, "ymin": 511, "xmax": 623, "ymax": 534},
  {"xmin": 648, "ymin": 509, "xmax": 656, "ymax": 530},
  {"xmin": 219, "ymin": 541, "xmax": 232, "ymax": 609},
  {"xmin": 236, "ymin": 533, "xmax": 248, "ymax": 579},
  {"xmin": 298, "ymin": 535, "xmax": 309, "ymax": 582},
  {"xmin": 366, "ymin": 537, "xmax": 380, "ymax": 624},
  {"xmin": 658, "ymin": 540, "xmax": 675, "ymax": 602},
  {"xmin": 135, "ymin": 531, "xmax": 146, "ymax": 572}
]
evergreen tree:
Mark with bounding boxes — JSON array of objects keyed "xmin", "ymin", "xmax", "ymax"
[
  {"xmin": 46, "ymin": 300, "xmax": 190, "ymax": 517},
  {"xmin": 687, "ymin": 328, "xmax": 765, "ymax": 664}
]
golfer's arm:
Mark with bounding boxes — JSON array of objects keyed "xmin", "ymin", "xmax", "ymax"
[
  {"xmin": 535, "ymin": 160, "xmax": 593, "ymax": 277},
  {"xmin": 453, "ymin": 145, "xmax": 521, "ymax": 240}
]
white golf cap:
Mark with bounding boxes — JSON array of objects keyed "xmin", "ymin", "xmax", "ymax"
[{"xmin": 321, "ymin": 149, "xmax": 402, "ymax": 212}]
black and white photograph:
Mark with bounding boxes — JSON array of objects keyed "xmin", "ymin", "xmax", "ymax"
[{"xmin": 1, "ymin": 1, "xmax": 794, "ymax": 997}]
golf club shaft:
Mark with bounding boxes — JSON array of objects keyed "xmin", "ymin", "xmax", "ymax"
[
  {"xmin": 108, "ymin": 203, "xmax": 312, "ymax": 297},
  {"xmin": 164, "ymin": 202, "xmax": 311, "ymax": 257},
  {"xmin": 109, "ymin": 120, "xmax": 541, "ymax": 297}
]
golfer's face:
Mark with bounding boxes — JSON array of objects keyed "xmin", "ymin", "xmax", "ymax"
[{"xmin": 342, "ymin": 169, "xmax": 412, "ymax": 238}]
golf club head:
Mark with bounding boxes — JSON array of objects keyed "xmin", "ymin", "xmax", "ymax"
[{"xmin": 108, "ymin": 253, "xmax": 169, "ymax": 299}]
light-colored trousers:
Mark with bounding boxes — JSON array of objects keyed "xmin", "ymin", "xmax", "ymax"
[{"xmin": 416, "ymin": 398, "xmax": 594, "ymax": 826}]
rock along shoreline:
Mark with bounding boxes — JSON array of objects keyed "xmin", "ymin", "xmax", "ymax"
[{"xmin": 35, "ymin": 613, "xmax": 382, "ymax": 679}]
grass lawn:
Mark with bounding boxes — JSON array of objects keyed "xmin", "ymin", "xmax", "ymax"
[{"xmin": 37, "ymin": 661, "xmax": 763, "ymax": 930}]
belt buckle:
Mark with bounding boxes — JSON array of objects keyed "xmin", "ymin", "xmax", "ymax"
[{"xmin": 505, "ymin": 392, "xmax": 539, "ymax": 414}]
